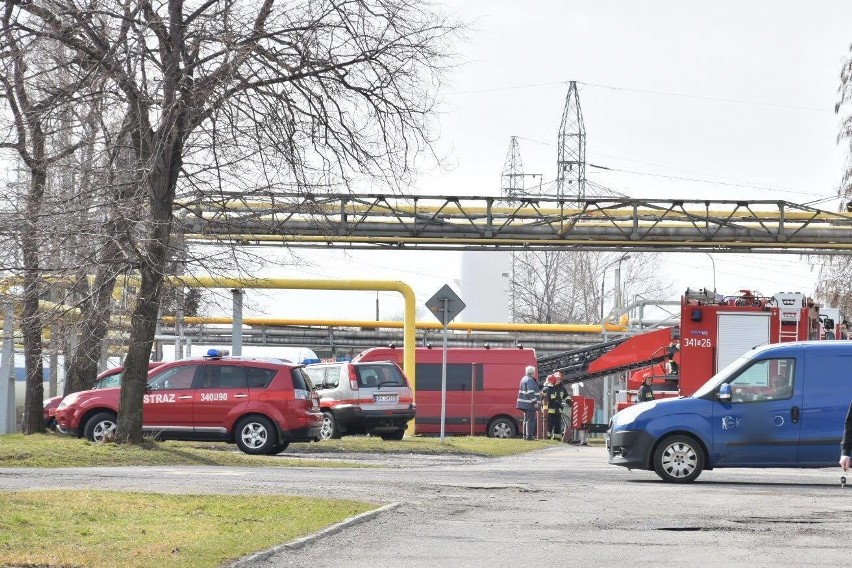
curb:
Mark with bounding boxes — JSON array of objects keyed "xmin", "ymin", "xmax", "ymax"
[{"xmin": 227, "ymin": 501, "xmax": 402, "ymax": 567}]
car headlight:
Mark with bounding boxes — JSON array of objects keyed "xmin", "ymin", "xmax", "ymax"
[
  {"xmin": 611, "ymin": 401, "xmax": 654, "ymax": 428},
  {"xmin": 57, "ymin": 393, "xmax": 80, "ymax": 410}
]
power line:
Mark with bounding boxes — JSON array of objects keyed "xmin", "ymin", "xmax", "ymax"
[
  {"xmin": 579, "ymin": 81, "xmax": 831, "ymax": 113},
  {"xmin": 451, "ymin": 78, "xmax": 832, "ymax": 113},
  {"xmin": 516, "ymin": 135, "xmax": 833, "ymax": 200}
]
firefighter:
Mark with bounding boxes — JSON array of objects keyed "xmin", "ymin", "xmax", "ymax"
[
  {"xmin": 637, "ymin": 372, "xmax": 655, "ymax": 402},
  {"xmin": 542, "ymin": 372, "xmax": 569, "ymax": 440}
]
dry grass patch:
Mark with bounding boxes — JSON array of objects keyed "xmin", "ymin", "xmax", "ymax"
[
  {"xmin": 0, "ymin": 434, "xmax": 363, "ymax": 468},
  {"xmin": 0, "ymin": 490, "xmax": 374, "ymax": 567},
  {"xmin": 291, "ymin": 435, "xmax": 564, "ymax": 457}
]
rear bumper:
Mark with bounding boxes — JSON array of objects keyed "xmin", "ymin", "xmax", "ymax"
[
  {"xmin": 281, "ymin": 424, "xmax": 322, "ymax": 442},
  {"xmin": 333, "ymin": 405, "xmax": 416, "ymax": 432},
  {"xmin": 607, "ymin": 429, "xmax": 655, "ymax": 470}
]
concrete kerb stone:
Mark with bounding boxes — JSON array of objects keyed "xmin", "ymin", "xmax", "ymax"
[{"xmin": 226, "ymin": 502, "xmax": 403, "ymax": 567}]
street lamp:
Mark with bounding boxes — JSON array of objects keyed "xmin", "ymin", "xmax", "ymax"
[
  {"xmin": 704, "ymin": 252, "xmax": 716, "ymax": 292},
  {"xmin": 599, "ymin": 252, "xmax": 629, "ymax": 425},
  {"xmin": 600, "ymin": 253, "xmax": 631, "ymax": 319}
]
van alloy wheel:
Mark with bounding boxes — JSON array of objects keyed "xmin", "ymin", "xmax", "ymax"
[{"xmin": 653, "ymin": 434, "xmax": 704, "ymax": 483}]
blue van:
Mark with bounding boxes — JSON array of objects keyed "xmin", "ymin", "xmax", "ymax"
[{"xmin": 607, "ymin": 341, "xmax": 852, "ymax": 482}]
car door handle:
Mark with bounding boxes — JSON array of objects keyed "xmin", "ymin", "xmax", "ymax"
[
  {"xmin": 178, "ymin": 395, "xmax": 193, "ymax": 400},
  {"xmin": 791, "ymin": 406, "xmax": 800, "ymax": 423},
  {"xmin": 234, "ymin": 394, "xmax": 248, "ymax": 399}
]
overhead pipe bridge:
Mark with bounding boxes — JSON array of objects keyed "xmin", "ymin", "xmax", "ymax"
[{"xmin": 177, "ymin": 193, "xmax": 852, "ymax": 254}]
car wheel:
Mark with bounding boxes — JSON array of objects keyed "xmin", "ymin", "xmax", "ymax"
[
  {"xmin": 653, "ymin": 434, "xmax": 704, "ymax": 483},
  {"xmin": 83, "ymin": 412, "xmax": 117, "ymax": 443},
  {"xmin": 234, "ymin": 416, "xmax": 278, "ymax": 455},
  {"xmin": 380, "ymin": 429, "xmax": 405, "ymax": 441},
  {"xmin": 487, "ymin": 416, "xmax": 517, "ymax": 439},
  {"xmin": 320, "ymin": 411, "xmax": 340, "ymax": 440}
]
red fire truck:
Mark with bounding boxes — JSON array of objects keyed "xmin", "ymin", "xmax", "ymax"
[{"xmin": 537, "ymin": 288, "xmax": 843, "ymax": 417}]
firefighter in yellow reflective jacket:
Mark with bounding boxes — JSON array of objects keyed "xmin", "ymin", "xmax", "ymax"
[{"xmin": 542, "ymin": 372, "xmax": 570, "ymax": 440}]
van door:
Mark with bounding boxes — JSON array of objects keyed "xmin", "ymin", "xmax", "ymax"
[
  {"xmin": 797, "ymin": 352, "xmax": 852, "ymax": 464},
  {"xmin": 711, "ymin": 355, "xmax": 801, "ymax": 465}
]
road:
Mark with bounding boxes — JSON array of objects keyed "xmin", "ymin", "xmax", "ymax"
[{"xmin": 2, "ymin": 445, "xmax": 851, "ymax": 567}]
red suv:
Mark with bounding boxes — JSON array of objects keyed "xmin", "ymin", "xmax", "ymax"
[
  {"xmin": 43, "ymin": 363, "xmax": 164, "ymax": 429},
  {"xmin": 54, "ymin": 351, "xmax": 322, "ymax": 455}
]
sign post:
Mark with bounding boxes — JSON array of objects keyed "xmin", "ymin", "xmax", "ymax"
[{"xmin": 426, "ymin": 284, "xmax": 466, "ymax": 442}]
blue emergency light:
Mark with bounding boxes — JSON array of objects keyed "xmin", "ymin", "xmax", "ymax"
[{"xmin": 204, "ymin": 348, "xmax": 229, "ymax": 359}]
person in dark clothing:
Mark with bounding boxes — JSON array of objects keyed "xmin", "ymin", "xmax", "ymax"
[
  {"xmin": 637, "ymin": 372, "xmax": 655, "ymax": 403},
  {"xmin": 840, "ymin": 401, "xmax": 852, "ymax": 471},
  {"xmin": 542, "ymin": 372, "xmax": 570, "ymax": 440}
]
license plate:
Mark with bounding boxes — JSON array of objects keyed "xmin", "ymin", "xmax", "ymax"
[{"xmin": 374, "ymin": 394, "xmax": 398, "ymax": 403}]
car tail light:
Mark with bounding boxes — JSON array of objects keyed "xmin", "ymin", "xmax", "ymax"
[{"xmin": 349, "ymin": 366, "xmax": 359, "ymax": 391}]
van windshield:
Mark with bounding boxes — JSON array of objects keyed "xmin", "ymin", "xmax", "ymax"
[{"xmin": 690, "ymin": 349, "xmax": 759, "ymax": 398}]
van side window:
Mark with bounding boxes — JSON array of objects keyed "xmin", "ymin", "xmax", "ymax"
[
  {"xmin": 412, "ymin": 363, "xmax": 473, "ymax": 391},
  {"xmin": 727, "ymin": 358, "xmax": 795, "ymax": 403}
]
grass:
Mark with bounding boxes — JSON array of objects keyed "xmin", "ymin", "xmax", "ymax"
[
  {"xmin": 290, "ymin": 435, "xmax": 563, "ymax": 457},
  {"xmin": 0, "ymin": 433, "xmax": 600, "ymax": 565},
  {"xmin": 0, "ymin": 432, "xmax": 581, "ymax": 468},
  {"xmin": 0, "ymin": 489, "xmax": 375, "ymax": 567},
  {"xmin": 0, "ymin": 433, "xmax": 363, "ymax": 468}
]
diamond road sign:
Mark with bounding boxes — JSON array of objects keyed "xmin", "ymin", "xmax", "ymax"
[{"xmin": 425, "ymin": 284, "xmax": 466, "ymax": 326}]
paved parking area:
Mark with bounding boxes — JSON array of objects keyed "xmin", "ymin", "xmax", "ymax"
[{"xmin": 2, "ymin": 445, "xmax": 851, "ymax": 567}]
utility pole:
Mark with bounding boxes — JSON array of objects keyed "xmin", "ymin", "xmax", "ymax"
[{"xmin": 556, "ymin": 81, "xmax": 586, "ymax": 200}]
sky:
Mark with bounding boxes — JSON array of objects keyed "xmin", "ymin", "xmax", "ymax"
[
  {"xmin": 238, "ymin": 1, "xmax": 852, "ymax": 323},
  {"xmin": 4, "ymin": 2, "xmax": 846, "ymax": 324}
]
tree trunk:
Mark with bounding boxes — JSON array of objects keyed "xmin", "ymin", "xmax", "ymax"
[
  {"xmin": 20, "ymin": 162, "xmax": 46, "ymax": 434},
  {"xmin": 63, "ymin": 259, "xmax": 120, "ymax": 395},
  {"xmin": 115, "ymin": 165, "xmax": 176, "ymax": 444}
]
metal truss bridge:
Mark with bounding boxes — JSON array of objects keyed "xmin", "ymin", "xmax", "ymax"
[{"xmin": 178, "ymin": 193, "xmax": 852, "ymax": 254}]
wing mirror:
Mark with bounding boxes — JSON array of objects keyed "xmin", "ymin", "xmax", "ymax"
[{"xmin": 718, "ymin": 383, "xmax": 732, "ymax": 402}]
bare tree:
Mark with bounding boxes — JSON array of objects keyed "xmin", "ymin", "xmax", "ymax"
[
  {"xmin": 814, "ymin": 42, "xmax": 852, "ymax": 311},
  {"xmin": 14, "ymin": 0, "xmax": 458, "ymax": 443},
  {"xmin": 0, "ymin": 6, "xmax": 94, "ymax": 433},
  {"xmin": 511, "ymin": 251, "xmax": 672, "ymax": 325}
]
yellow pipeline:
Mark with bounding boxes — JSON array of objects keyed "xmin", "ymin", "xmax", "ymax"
[
  {"xmin": 183, "ymin": 199, "xmax": 852, "ymax": 222},
  {"xmin": 184, "ymin": 233, "xmax": 852, "ymax": 251},
  {"xmin": 161, "ymin": 316, "xmax": 629, "ymax": 333},
  {"xmin": 166, "ymin": 276, "xmax": 417, "ymax": 404}
]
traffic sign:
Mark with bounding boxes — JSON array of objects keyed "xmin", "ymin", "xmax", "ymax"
[{"xmin": 425, "ymin": 285, "xmax": 466, "ymax": 326}]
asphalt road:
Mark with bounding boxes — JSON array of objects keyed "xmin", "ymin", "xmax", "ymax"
[{"xmin": 3, "ymin": 445, "xmax": 851, "ymax": 567}]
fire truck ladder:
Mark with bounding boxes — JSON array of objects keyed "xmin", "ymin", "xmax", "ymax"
[
  {"xmin": 775, "ymin": 294, "xmax": 804, "ymax": 343},
  {"xmin": 536, "ymin": 328, "xmax": 673, "ymax": 384}
]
